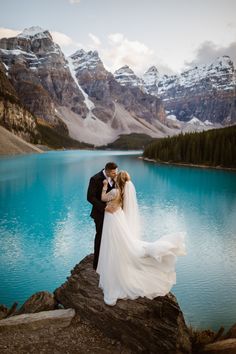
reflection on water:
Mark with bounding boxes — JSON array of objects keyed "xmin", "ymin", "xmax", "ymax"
[{"xmin": 0, "ymin": 150, "xmax": 236, "ymax": 331}]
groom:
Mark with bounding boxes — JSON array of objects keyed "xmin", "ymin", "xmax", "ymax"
[{"xmin": 87, "ymin": 162, "xmax": 118, "ymax": 270}]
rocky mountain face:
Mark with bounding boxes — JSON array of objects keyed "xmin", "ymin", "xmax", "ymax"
[
  {"xmin": 142, "ymin": 56, "xmax": 236, "ymax": 125},
  {"xmin": 116, "ymin": 56, "xmax": 236, "ymax": 125},
  {"xmin": 0, "ymin": 26, "xmax": 87, "ymax": 136},
  {"xmin": 1, "ymin": 26, "xmax": 233, "ymax": 149},
  {"xmin": 142, "ymin": 66, "xmax": 160, "ymax": 95},
  {"xmin": 0, "ymin": 27, "xmax": 173, "ymax": 147},
  {"xmin": 70, "ymin": 49, "xmax": 167, "ymax": 126},
  {"xmin": 0, "ymin": 61, "xmax": 40, "ymax": 143},
  {"xmin": 114, "ymin": 65, "xmax": 145, "ymax": 89},
  {"xmin": 67, "ymin": 49, "xmax": 173, "ymax": 145}
]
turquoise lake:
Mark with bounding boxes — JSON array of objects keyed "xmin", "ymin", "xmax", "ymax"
[{"xmin": 0, "ymin": 150, "xmax": 236, "ymax": 331}]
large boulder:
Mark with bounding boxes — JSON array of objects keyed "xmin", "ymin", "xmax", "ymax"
[
  {"xmin": 54, "ymin": 254, "xmax": 191, "ymax": 354},
  {"xmin": 15, "ymin": 291, "xmax": 58, "ymax": 315}
]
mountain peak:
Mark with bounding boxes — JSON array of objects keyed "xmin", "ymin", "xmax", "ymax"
[
  {"xmin": 142, "ymin": 66, "xmax": 159, "ymax": 93},
  {"xmin": 114, "ymin": 65, "xmax": 145, "ymax": 88},
  {"xmin": 70, "ymin": 48, "xmax": 104, "ymax": 72},
  {"xmin": 145, "ymin": 66, "xmax": 159, "ymax": 74},
  {"xmin": 115, "ymin": 65, "xmax": 134, "ymax": 75},
  {"xmin": 17, "ymin": 26, "xmax": 52, "ymax": 40},
  {"xmin": 213, "ymin": 55, "xmax": 234, "ymax": 68}
]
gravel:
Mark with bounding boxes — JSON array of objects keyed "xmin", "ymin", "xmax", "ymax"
[{"xmin": 0, "ymin": 315, "xmax": 131, "ymax": 354}]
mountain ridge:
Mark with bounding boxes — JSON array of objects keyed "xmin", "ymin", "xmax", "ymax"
[
  {"xmin": 0, "ymin": 27, "xmax": 173, "ymax": 147},
  {"xmin": 115, "ymin": 55, "xmax": 236, "ymax": 125},
  {"xmin": 0, "ymin": 26, "xmax": 234, "ymax": 150}
]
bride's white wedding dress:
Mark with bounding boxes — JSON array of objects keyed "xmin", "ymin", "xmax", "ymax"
[{"xmin": 96, "ymin": 181, "xmax": 186, "ymax": 306}]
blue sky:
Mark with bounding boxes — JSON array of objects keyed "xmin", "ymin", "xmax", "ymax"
[{"xmin": 1, "ymin": 0, "xmax": 236, "ymax": 74}]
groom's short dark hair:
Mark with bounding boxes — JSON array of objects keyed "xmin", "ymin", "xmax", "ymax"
[{"xmin": 105, "ymin": 162, "xmax": 118, "ymax": 170}]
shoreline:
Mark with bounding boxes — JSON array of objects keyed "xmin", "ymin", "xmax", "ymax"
[
  {"xmin": 0, "ymin": 147, "xmax": 142, "ymax": 157},
  {"xmin": 140, "ymin": 156, "xmax": 236, "ymax": 172}
]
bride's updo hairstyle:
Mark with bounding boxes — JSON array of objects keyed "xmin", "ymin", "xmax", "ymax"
[{"xmin": 116, "ymin": 171, "xmax": 130, "ymax": 208}]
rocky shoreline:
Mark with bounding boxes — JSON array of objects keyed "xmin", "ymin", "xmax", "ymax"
[
  {"xmin": 140, "ymin": 157, "xmax": 236, "ymax": 172},
  {"xmin": 1, "ymin": 254, "xmax": 236, "ymax": 353}
]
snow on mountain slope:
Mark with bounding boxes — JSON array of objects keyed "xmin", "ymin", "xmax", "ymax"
[
  {"xmin": 157, "ymin": 56, "xmax": 235, "ymax": 97},
  {"xmin": 114, "ymin": 65, "xmax": 145, "ymax": 90},
  {"xmin": 128, "ymin": 56, "xmax": 236, "ymax": 125},
  {"xmin": 142, "ymin": 66, "xmax": 159, "ymax": 95},
  {"xmin": 17, "ymin": 26, "xmax": 52, "ymax": 40},
  {"xmin": 66, "ymin": 49, "xmax": 173, "ymax": 143}
]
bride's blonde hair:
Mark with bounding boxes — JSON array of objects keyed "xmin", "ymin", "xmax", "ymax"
[{"xmin": 116, "ymin": 171, "xmax": 130, "ymax": 208}]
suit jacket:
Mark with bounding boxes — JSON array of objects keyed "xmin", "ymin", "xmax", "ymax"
[{"xmin": 87, "ymin": 170, "xmax": 115, "ymax": 220}]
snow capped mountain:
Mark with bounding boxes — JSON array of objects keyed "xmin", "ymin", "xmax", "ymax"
[
  {"xmin": 66, "ymin": 48, "xmax": 172, "ymax": 145},
  {"xmin": 157, "ymin": 56, "xmax": 236, "ymax": 124},
  {"xmin": 187, "ymin": 117, "xmax": 205, "ymax": 126},
  {"xmin": 1, "ymin": 25, "xmax": 233, "ymax": 149},
  {"xmin": 16, "ymin": 26, "xmax": 52, "ymax": 40},
  {"xmin": 70, "ymin": 49, "xmax": 104, "ymax": 72},
  {"xmin": 165, "ymin": 114, "xmax": 222, "ymax": 132},
  {"xmin": 115, "ymin": 56, "xmax": 236, "ymax": 125},
  {"xmin": 0, "ymin": 27, "xmax": 171, "ymax": 148},
  {"xmin": 0, "ymin": 26, "xmax": 87, "ymax": 130},
  {"xmin": 157, "ymin": 56, "xmax": 235, "ymax": 97},
  {"xmin": 142, "ymin": 66, "xmax": 159, "ymax": 95},
  {"xmin": 114, "ymin": 65, "xmax": 145, "ymax": 90},
  {"xmin": 0, "ymin": 26, "xmax": 62, "ymax": 69}
]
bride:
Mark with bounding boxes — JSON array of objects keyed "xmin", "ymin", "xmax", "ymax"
[{"xmin": 96, "ymin": 170, "xmax": 186, "ymax": 306}]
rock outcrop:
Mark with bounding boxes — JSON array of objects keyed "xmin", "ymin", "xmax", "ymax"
[
  {"xmin": 15, "ymin": 291, "xmax": 58, "ymax": 316},
  {"xmin": 0, "ymin": 291, "xmax": 58, "ymax": 319},
  {"xmin": 0, "ymin": 61, "xmax": 40, "ymax": 143},
  {"xmin": 54, "ymin": 254, "xmax": 191, "ymax": 354}
]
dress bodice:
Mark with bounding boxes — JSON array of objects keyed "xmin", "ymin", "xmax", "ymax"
[{"xmin": 101, "ymin": 188, "xmax": 122, "ymax": 210}]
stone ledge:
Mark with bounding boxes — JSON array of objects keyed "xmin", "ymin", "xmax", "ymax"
[{"xmin": 0, "ymin": 308, "xmax": 75, "ymax": 332}]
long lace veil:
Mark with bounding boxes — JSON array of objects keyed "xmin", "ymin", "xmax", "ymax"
[{"xmin": 123, "ymin": 181, "xmax": 141, "ymax": 240}]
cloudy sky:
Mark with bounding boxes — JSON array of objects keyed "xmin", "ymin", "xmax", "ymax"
[{"xmin": 0, "ymin": 0, "xmax": 236, "ymax": 75}]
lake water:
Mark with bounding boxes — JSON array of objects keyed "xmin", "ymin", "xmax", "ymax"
[{"xmin": 0, "ymin": 150, "xmax": 236, "ymax": 331}]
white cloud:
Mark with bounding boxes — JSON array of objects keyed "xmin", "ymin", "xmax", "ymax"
[
  {"xmin": 0, "ymin": 27, "xmax": 174, "ymax": 75},
  {"xmin": 51, "ymin": 31, "xmax": 82, "ymax": 48},
  {"xmin": 98, "ymin": 33, "xmax": 173, "ymax": 75},
  {"xmin": 185, "ymin": 41, "xmax": 236, "ymax": 69},
  {"xmin": 68, "ymin": 0, "xmax": 81, "ymax": 4},
  {"xmin": 101, "ymin": 33, "xmax": 154, "ymax": 74},
  {"xmin": 108, "ymin": 33, "xmax": 124, "ymax": 44},
  {"xmin": 88, "ymin": 33, "xmax": 101, "ymax": 47},
  {"xmin": 76, "ymin": 32, "xmax": 174, "ymax": 75},
  {"xmin": 0, "ymin": 27, "xmax": 21, "ymax": 38}
]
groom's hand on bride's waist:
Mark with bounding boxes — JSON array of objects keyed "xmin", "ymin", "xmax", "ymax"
[{"xmin": 105, "ymin": 205, "xmax": 117, "ymax": 213}]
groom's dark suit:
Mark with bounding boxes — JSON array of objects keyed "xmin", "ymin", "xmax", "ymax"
[{"xmin": 87, "ymin": 170, "xmax": 115, "ymax": 270}]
